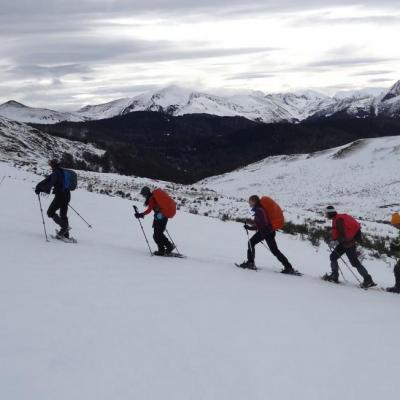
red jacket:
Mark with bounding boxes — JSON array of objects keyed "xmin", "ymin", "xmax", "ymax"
[
  {"xmin": 332, "ymin": 214, "xmax": 361, "ymax": 242},
  {"xmin": 143, "ymin": 196, "xmax": 158, "ymax": 216}
]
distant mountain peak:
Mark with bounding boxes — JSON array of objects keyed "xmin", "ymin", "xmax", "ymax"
[
  {"xmin": 0, "ymin": 100, "xmax": 27, "ymax": 108},
  {"xmin": 381, "ymin": 80, "xmax": 400, "ymax": 102}
]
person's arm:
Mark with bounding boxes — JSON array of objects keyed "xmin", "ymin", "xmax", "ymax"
[
  {"xmin": 336, "ymin": 218, "xmax": 346, "ymax": 243},
  {"xmin": 35, "ymin": 176, "xmax": 52, "ymax": 194},
  {"xmin": 143, "ymin": 197, "xmax": 155, "ymax": 216}
]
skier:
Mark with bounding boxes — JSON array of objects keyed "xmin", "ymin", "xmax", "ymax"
[
  {"xmin": 386, "ymin": 212, "xmax": 400, "ymax": 293},
  {"xmin": 35, "ymin": 159, "xmax": 72, "ymax": 239},
  {"xmin": 238, "ymin": 195, "xmax": 297, "ymax": 273},
  {"xmin": 323, "ymin": 206, "xmax": 376, "ymax": 288},
  {"xmin": 135, "ymin": 186, "xmax": 176, "ymax": 256}
]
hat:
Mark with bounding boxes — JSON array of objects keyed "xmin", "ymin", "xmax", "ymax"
[
  {"xmin": 140, "ymin": 186, "xmax": 151, "ymax": 197},
  {"xmin": 325, "ymin": 205, "xmax": 337, "ymax": 214}
]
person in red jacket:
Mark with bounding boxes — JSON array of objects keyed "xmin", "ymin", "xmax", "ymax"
[
  {"xmin": 323, "ymin": 206, "xmax": 375, "ymax": 288},
  {"xmin": 238, "ymin": 195, "xmax": 295, "ymax": 273},
  {"xmin": 135, "ymin": 186, "xmax": 175, "ymax": 256}
]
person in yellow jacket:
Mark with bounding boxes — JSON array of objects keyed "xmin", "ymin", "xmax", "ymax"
[{"xmin": 387, "ymin": 212, "xmax": 400, "ymax": 293}]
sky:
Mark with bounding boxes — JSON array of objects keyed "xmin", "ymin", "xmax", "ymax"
[{"xmin": 0, "ymin": 0, "xmax": 399, "ymax": 110}]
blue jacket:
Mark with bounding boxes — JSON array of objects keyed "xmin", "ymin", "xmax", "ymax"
[{"xmin": 36, "ymin": 168, "xmax": 66, "ymax": 195}]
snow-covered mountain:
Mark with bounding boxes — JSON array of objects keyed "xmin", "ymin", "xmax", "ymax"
[
  {"xmin": 1, "ymin": 80, "xmax": 399, "ymax": 124},
  {"xmin": 313, "ymin": 81, "xmax": 400, "ymax": 119},
  {"xmin": 0, "ymin": 116, "xmax": 103, "ymax": 165},
  {"xmin": 0, "ymin": 100, "xmax": 86, "ymax": 124}
]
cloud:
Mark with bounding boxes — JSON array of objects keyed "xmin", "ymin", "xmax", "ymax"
[
  {"xmin": 3, "ymin": 64, "xmax": 93, "ymax": 79},
  {"xmin": 307, "ymin": 57, "xmax": 393, "ymax": 69}
]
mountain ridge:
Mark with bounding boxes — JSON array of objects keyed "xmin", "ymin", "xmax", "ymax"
[{"xmin": 1, "ymin": 80, "xmax": 399, "ymax": 124}]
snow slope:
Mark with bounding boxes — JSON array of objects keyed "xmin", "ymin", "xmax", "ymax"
[
  {"xmin": 0, "ymin": 101, "xmax": 86, "ymax": 124},
  {"xmin": 0, "ymin": 117, "xmax": 104, "ymax": 165},
  {"xmin": 200, "ymin": 136, "xmax": 400, "ymax": 238},
  {"xmin": 0, "ymin": 163, "xmax": 398, "ymax": 400}
]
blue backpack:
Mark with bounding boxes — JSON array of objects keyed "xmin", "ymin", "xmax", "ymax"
[{"xmin": 63, "ymin": 169, "xmax": 78, "ymax": 191}]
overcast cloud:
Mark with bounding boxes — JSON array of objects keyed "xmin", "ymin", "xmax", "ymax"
[{"xmin": 0, "ymin": 0, "xmax": 399, "ymax": 109}]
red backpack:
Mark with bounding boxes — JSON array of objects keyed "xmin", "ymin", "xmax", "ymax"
[
  {"xmin": 152, "ymin": 188, "xmax": 177, "ymax": 218},
  {"xmin": 260, "ymin": 196, "xmax": 285, "ymax": 230}
]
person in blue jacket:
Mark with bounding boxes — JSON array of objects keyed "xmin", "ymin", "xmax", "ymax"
[{"xmin": 35, "ymin": 159, "xmax": 71, "ymax": 238}]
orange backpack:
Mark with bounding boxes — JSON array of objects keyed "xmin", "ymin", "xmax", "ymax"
[
  {"xmin": 260, "ymin": 196, "xmax": 285, "ymax": 230},
  {"xmin": 152, "ymin": 188, "xmax": 177, "ymax": 218}
]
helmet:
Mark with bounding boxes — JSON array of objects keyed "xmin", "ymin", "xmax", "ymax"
[{"xmin": 140, "ymin": 186, "xmax": 151, "ymax": 197}]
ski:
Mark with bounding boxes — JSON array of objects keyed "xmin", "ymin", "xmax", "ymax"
[
  {"xmin": 234, "ymin": 263, "xmax": 258, "ymax": 271},
  {"xmin": 276, "ymin": 270, "xmax": 303, "ymax": 277},
  {"xmin": 50, "ymin": 230, "xmax": 77, "ymax": 244},
  {"xmin": 321, "ymin": 276, "xmax": 385, "ymax": 291},
  {"xmin": 153, "ymin": 252, "xmax": 186, "ymax": 259}
]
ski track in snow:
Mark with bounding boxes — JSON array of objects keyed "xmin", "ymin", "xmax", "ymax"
[{"xmin": 0, "ymin": 164, "xmax": 398, "ymax": 400}]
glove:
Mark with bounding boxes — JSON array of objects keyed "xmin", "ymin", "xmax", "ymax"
[
  {"xmin": 35, "ymin": 186, "xmax": 41, "ymax": 195},
  {"xmin": 135, "ymin": 212, "xmax": 144, "ymax": 219},
  {"xmin": 244, "ymin": 224, "xmax": 252, "ymax": 231}
]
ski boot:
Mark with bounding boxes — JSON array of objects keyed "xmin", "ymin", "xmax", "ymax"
[
  {"xmin": 386, "ymin": 286, "xmax": 400, "ymax": 294},
  {"xmin": 154, "ymin": 248, "xmax": 166, "ymax": 256},
  {"xmin": 165, "ymin": 243, "xmax": 176, "ymax": 255},
  {"xmin": 57, "ymin": 226, "xmax": 71, "ymax": 239},
  {"xmin": 322, "ymin": 272, "xmax": 339, "ymax": 283},
  {"xmin": 238, "ymin": 261, "xmax": 257, "ymax": 270},
  {"xmin": 360, "ymin": 275, "xmax": 377, "ymax": 289}
]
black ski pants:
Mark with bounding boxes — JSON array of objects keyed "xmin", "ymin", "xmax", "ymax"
[
  {"xmin": 153, "ymin": 217, "xmax": 172, "ymax": 251},
  {"xmin": 330, "ymin": 244, "xmax": 369, "ymax": 279},
  {"xmin": 247, "ymin": 230, "xmax": 292, "ymax": 269},
  {"xmin": 394, "ymin": 261, "xmax": 400, "ymax": 288},
  {"xmin": 47, "ymin": 191, "xmax": 70, "ymax": 229}
]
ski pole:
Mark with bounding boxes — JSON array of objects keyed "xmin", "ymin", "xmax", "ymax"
[
  {"xmin": 68, "ymin": 204, "xmax": 92, "ymax": 229},
  {"xmin": 37, "ymin": 194, "xmax": 49, "ymax": 242},
  {"xmin": 166, "ymin": 229, "xmax": 181, "ymax": 256},
  {"xmin": 328, "ymin": 244, "xmax": 361, "ymax": 284},
  {"xmin": 245, "ymin": 227, "xmax": 255, "ymax": 261},
  {"xmin": 133, "ymin": 205, "xmax": 153, "ymax": 256}
]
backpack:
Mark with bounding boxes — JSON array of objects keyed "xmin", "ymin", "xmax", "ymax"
[
  {"xmin": 63, "ymin": 169, "xmax": 78, "ymax": 191},
  {"xmin": 260, "ymin": 196, "xmax": 285, "ymax": 230},
  {"xmin": 152, "ymin": 188, "xmax": 176, "ymax": 218}
]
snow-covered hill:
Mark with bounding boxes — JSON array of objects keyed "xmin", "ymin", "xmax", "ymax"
[
  {"xmin": 200, "ymin": 135, "xmax": 400, "ymax": 238},
  {"xmin": 0, "ymin": 162, "xmax": 398, "ymax": 400},
  {"xmin": 0, "ymin": 117, "xmax": 104, "ymax": 165},
  {"xmin": 0, "ymin": 100, "xmax": 86, "ymax": 124},
  {"xmin": 2, "ymin": 80, "xmax": 399, "ymax": 124}
]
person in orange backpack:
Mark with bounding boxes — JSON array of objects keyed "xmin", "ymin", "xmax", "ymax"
[
  {"xmin": 135, "ymin": 186, "xmax": 176, "ymax": 256},
  {"xmin": 323, "ymin": 206, "xmax": 376, "ymax": 288},
  {"xmin": 238, "ymin": 195, "xmax": 299, "ymax": 274},
  {"xmin": 386, "ymin": 212, "xmax": 400, "ymax": 293}
]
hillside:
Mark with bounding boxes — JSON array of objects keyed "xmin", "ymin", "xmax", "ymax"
[
  {"xmin": 36, "ymin": 112, "xmax": 400, "ymax": 183},
  {"xmin": 200, "ymin": 136, "xmax": 400, "ymax": 239},
  {"xmin": 0, "ymin": 162, "xmax": 399, "ymax": 400},
  {"xmin": 0, "ymin": 117, "xmax": 104, "ymax": 168}
]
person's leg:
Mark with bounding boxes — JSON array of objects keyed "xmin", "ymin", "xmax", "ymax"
[
  {"xmin": 265, "ymin": 232, "xmax": 293, "ymax": 270},
  {"xmin": 153, "ymin": 217, "xmax": 170, "ymax": 252},
  {"xmin": 247, "ymin": 232, "xmax": 262, "ymax": 263},
  {"xmin": 47, "ymin": 196, "xmax": 63, "ymax": 227},
  {"xmin": 330, "ymin": 244, "xmax": 345, "ymax": 278},
  {"xmin": 59, "ymin": 192, "xmax": 70, "ymax": 230},
  {"xmin": 394, "ymin": 261, "xmax": 400, "ymax": 288},
  {"xmin": 345, "ymin": 246, "xmax": 370, "ymax": 280}
]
